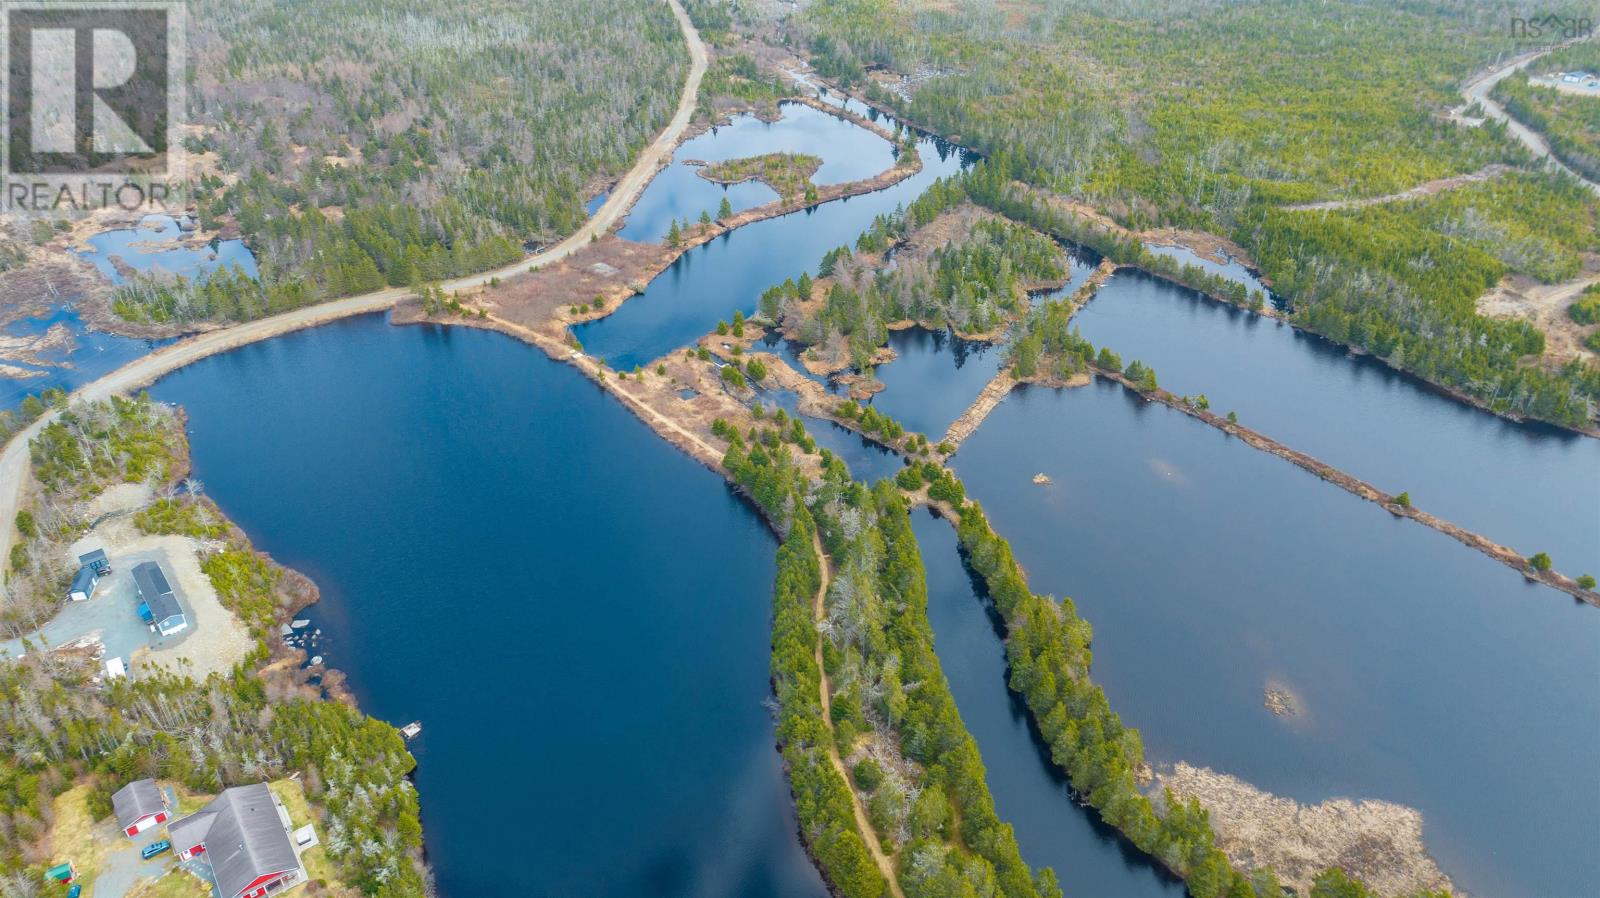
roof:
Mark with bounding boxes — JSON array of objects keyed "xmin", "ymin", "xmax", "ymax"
[
  {"xmin": 133, "ymin": 561, "xmax": 173, "ymax": 599},
  {"xmin": 133, "ymin": 562, "xmax": 183, "ymax": 623},
  {"xmin": 78, "ymin": 549, "xmax": 108, "ymax": 568},
  {"xmin": 112, "ymin": 779, "xmax": 165, "ymax": 830},
  {"xmin": 170, "ymin": 784, "xmax": 298, "ymax": 898},
  {"xmin": 70, "ymin": 565, "xmax": 98, "ymax": 594}
]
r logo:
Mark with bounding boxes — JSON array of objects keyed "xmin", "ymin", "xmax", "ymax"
[{"xmin": 6, "ymin": 4, "xmax": 171, "ymax": 174}]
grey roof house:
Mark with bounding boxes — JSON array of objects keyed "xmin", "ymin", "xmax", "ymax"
[
  {"xmin": 111, "ymin": 778, "xmax": 169, "ymax": 837},
  {"xmin": 170, "ymin": 783, "xmax": 305, "ymax": 898},
  {"xmin": 69, "ymin": 565, "xmax": 100, "ymax": 603},
  {"xmin": 133, "ymin": 561, "xmax": 188, "ymax": 637},
  {"xmin": 70, "ymin": 547, "xmax": 110, "ymax": 602}
]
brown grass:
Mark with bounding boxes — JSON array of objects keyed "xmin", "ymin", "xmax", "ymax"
[
  {"xmin": 46, "ymin": 784, "xmax": 111, "ymax": 894},
  {"xmin": 1158, "ymin": 763, "xmax": 1453, "ymax": 898}
]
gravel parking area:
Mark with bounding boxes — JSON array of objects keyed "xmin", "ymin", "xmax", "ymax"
[{"xmin": 0, "ymin": 518, "xmax": 253, "ymax": 679}]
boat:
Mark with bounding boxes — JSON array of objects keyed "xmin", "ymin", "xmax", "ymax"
[{"xmin": 400, "ymin": 721, "xmax": 423, "ymax": 740}]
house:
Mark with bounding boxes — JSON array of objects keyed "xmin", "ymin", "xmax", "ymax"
[
  {"xmin": 169, "ymin": 784, "xmax": 306, "ymax": 898},
  {"xmin": 79, "ymin": 548, "xmax": 110, "ymax": 574},
  {"xmin": 68, "ymin": 565, "xmax": 100, "ymax": 602},
  {"xmin": 133, "ymin": 561, "xmax": 188, "ymax": 637},
  {"xmin": 69, "ymin": 549, "xmax": 109, "ymax": 601},
  {"xmin": 112, "ymin": 779, "xmax": 169, "ymax": 837}
]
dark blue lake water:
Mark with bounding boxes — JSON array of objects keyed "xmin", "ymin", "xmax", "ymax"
[
  {"xmin": 617, "ymin": 103, "xmax": 898, "ymax": 244},
  {"xmin": 865, "ymin": 327, "xmax": 1006, "ymax": 439},
  {"xmin": 574, "ymin": 127, "xmax": 973, "ymax": 370},
  {"xmin": 914, "ymin": 510, "xmax": 1186, "ymax": 898},
  {"xmin": 1074, "ymin": 269, "xmax": 1600, "ymax": 573},
  {"xmin": 952, "ymin": 380, "xmax": 1600, "ymax": 898},
  {"xmin": 152, "ymin": 315, "xmax": 827, "ymax": 898}
]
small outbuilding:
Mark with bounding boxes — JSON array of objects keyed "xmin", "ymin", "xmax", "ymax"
[
  {"xmin": 112, "ymin": 779, "xmax": 169, "ymax": 837},
  {"xmin": 79, "ymin": 548, "xmax": 110, "ymax": 573},
  {"xmin": 68, "ymin": 565, "xmax": 100, "ymax": 603},
  {"xmin": 69, "ymin": 549, "xmax": 109, "ymax": 601},
  {"xmin": 133, "ymin": 561, "xmax": 188, "ymax": 637}
]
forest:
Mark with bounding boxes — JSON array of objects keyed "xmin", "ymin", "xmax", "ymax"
[
  {"xmin": 1492, "ymin": 41, "xmax": 1600, "ymax": 182},
  {"xmin": 0, "ymin": 658, "xmax": 425, "ymax": 898},
  {"xmin": 787, "ymin": 0, "xmax": 1600, "ymax": 428},
  {"xmin": 721, "ymin": 427, "xmax": 1060, "ymax": 898},
  {"xmin": 768, "ymin": 201, "xmax": 1067, "ymax": 370},
  {"xmin": 113, "ymin": 0, "xmax": 689, "ymax": 324}
]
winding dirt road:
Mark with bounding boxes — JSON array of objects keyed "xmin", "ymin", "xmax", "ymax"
[
  {"xmin": 1461, "ymin": 39, "xmax": 1599, "ymax": 194},
  {"xmin": 0, "ymin": 0, "xmax": 708, "ymax": 573},
  {"xmin": 810, "ymin": 531, "xmax": 906, "ymax": 898}
]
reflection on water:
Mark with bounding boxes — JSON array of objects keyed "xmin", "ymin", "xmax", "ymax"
[
  {"xmin": 618, "ymin": 102, "xmax": 898, "ymax": 243},
  {"xmin": 955, "ymin": 381, "xmax": 1600, "ymax": 898},
  {"xmin": 76, "ymin": 214, "xmax": 258, "ymax": 284},
  {"xmin": 1075, "ymin": 268, "xmax": 1600, "ymax": 569}
]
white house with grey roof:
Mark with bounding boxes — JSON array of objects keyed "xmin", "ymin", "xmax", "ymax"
[
  {"xmin": 112, "ymin": 778, "xmax": 169, "ymax": 837},
  {"xmin": 169, "ymin": 783, "xmax": 306, "ymax": 898}
]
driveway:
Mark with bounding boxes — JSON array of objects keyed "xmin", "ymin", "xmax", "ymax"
[
  {"xmin": 0, "ymin": 542, "xmax": 195, "ymax": 667},
  {"xmin": 92, "ymin": 830, "xmax": 176, "ymax": 898}
]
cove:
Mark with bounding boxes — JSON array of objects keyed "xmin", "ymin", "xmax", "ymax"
[
  {"xmin": 619, "ymin": 102, "xmax": 900, "ymax": 244},
  {"xmin": 1074, "ymin": 269, "xmax": 1600, "ymax": 571},
  {"xmin": 573, "ymin": 123, "xmax": 974, "ymax": 371},
  {"xmin": 953, "ymin": 380, "xmax": 1600, "ymax": 898},
  {"xmin": 913, "ymin": 510, "xmax": 1185, "ymax": 898},
  {"xmin": 150, "ymin": 314, "xmax": 827, "ymax": 898},
  {"xmin": 865, "ymin": 326, "xmax": 1006, "ymax": 439}
]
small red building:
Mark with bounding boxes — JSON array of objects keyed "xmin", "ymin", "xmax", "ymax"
[{"xmin": 111, "ymin": 779, "xmax": 168, "ymax": 837}]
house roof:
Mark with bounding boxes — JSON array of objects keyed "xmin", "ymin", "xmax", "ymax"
[
  {"xmin": 170, "ymin": 784, "xmax": 298, "ymax": 898},
  {"xmin": 133, "ymin": 561, "xmax": 172, "ymax": 599},
  {"xmin": 133, "ymin": 562, "xmax": 183, "ymax": 623},
  {"xmin": 112, "ymin": 779, "xmax": 165, "ymax": 830},
  {"xmin": 78, "ymin": 549, "xmax": 108, "ymax": 568},
  {"xmin": 70, "ymin": 565, "xmax": 98, "ymax": 594}
]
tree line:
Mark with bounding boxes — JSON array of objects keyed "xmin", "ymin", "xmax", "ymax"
[{"xmin": 721, "ymin": 426, "xmax": 1062, "ymax": 898}]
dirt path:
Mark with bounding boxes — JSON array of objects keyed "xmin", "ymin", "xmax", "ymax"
[
  {"xmin": 1476, "ymin": 265, "xmax": 1600, "ymax": 364},
  {"xmin": 0, "ymin": 0, "xmax": 709, "ymax": 580},
  {"xmin": 809, "ymin": 530, "xmax": 906, "ymax": 898},
  {"xmin": 1460, "ymin": 39, "xmax": 1599, "ymax": 194},
  {"xmin": 1079, "ymin": 366, "xmax": 1600, "ymax": 604},
  {"xmin": 1280, "ymin": 164, "xmax": 1511, "ymax": 211},
  {"xmin": 942, "ymin": 370, "xmax": 1016, "ymax": 450}
]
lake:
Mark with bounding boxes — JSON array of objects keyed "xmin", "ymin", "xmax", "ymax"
[
  {"xmin": 1073, "ymin": 268, "xmax": 1600, "ymax": 573},
  {"xmin": 617, "ymin": 102, "xmax": 900, "ymax": 244},
  {"xmin": 574, "ymin": 113, "xmax": 973, "ymax": 371},
  {"xmin": 952, "ymin": 379, "xmax": 1600, "ymax": 898},
  {"xmin": 152, "ymin": 316, "xmax": 828, "ymax": 898}
]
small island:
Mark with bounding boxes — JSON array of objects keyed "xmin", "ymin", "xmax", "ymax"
[{"xmin": 695, "ymin": 152, "xmax": 822, "ymax": 199}]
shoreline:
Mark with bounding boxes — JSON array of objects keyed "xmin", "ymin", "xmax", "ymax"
[{"xmin": 1061, "ymin": 366, "xmax": 1600, "ymax": 604}]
